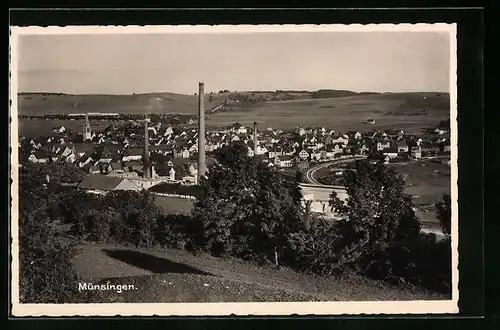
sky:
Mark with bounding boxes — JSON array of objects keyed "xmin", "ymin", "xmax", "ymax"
[{"xmin": 17, "ymin": 31, "xmax": 451, "ymax": 95}]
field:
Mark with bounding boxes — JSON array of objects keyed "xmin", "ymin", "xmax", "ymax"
[
  {"xmin": 153, "ymin": 195, "xmax": 194, "ymax": 215},
  {"xmin": 17, "ymin": 91, "xmax": 450, "ymax": 134},
  {"xmin": 17, "ymin": 92, "xmax": 232, "ymax": 115},
  {"xmin": 206, "ymin": 92, "xmax": 449, "ymax": 134},
  {"xmin": 72, "ymin": 241, "xmax": 446, "ymax": 303},
  {"xmin": 388, "ymin": 159, "xmax": 451, "ymax": 228}
]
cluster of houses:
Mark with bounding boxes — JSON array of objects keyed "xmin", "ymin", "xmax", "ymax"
[{"xmin": 22, "ymin": 120, "xmax": 452, "ymax": 181}]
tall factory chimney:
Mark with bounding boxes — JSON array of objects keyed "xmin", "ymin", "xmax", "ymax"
[
  {"xmin": 253, "ymin": 121, "xmax": 258, "ymax": 156},
  {"xmin": 143, "ymin": 116, "xmax": 151, "ymax": 179},
  {"xmin": 197, "ymin": 82, "xmax": 206, "ymax": 184}
]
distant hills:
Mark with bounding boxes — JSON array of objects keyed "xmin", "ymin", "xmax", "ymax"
[{"xmin": 17, "ymin": 90, "xmax": 449, "ymax": 116}]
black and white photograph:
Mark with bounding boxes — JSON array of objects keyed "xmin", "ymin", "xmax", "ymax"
[{"xmin": 9, "ymin": 24, "xmax": 458, "ymax": 316}]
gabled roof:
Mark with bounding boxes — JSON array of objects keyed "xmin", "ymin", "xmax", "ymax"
[
  {"xmin": 276, "ymin": 154, "xmax": 295, "ymax": 161},
  {"xmin": 383, "ymin": 147, "xmax": 399, "ymax": 153},
  {"xmin": 78, "ymin": 175, "xmax": 139, "ymax": 191},
  {"xmin": 110, "ymin": 162, "xmax": 123, "ymax": 171},
  {"xmin": 74, "ymin": 143, "xmax": 95, "ymax": 154}
]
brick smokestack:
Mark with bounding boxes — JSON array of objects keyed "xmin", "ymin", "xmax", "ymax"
[
  {"xmin": 143, "ymin": 116, "xmax": 151, "ymax": 179},
  {"xmin": 197, "ymin": 82, "xmax": 206, "ymax": 183},
  {"xmin": 253, "ymin": 121, "xmax": 258, "ymax": 156}
]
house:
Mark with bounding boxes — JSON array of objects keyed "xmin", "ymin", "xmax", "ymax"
[
  {"xmin": 51, "ymin": 126, "xmax": 66, "ymax": 133},
  {"xmin": 310, "ymin": 150, "xmax": 323, "ymax": 161},
  {"xmin": 383, "ymin": 147, "xmax": 399, "ymax": 159},
  {"xmin": 411, "ymin": 147, "xmax": 422, "ymax": 159},
  {"xmin": 122, "ymin": 148, "xmax": 143, "ymax": 162},
  {"xmin": 274, "ymin": 155, "xmax": 295, "ymax": 168},
  {"xmin": 230, "ymin": 122, "xmax": 247, "ymax": 134},
  {"xmin": 299, "ymin": 149, "xmax": 309, "ymax": 160},
  {"xmin": 65, "ymin": 152, "xmax": 77, "ymax": 164},
  {"xmin": 78, "ymin": 155, "xmax": 94, "ymax": 168},
  {"xmin": 268, "ymin": 148, "xmax": 283, "ymax": 158},
  {"xmin": 295, "ymin": 127, "xmax": 306, "ymax": 136},
  {"xmin": 331, "ymin": 134, "xmax": 349, "ymax": 145},
  {"xmin": 358, "ymin": 143, "xmax": 369, "ymax": 154},
  {"xmin": 28, "ymin": 150, "xmax": 50, "ymax": 164},
  {"xmin": 397, "ymin": 173, "xmax": 413, "ymax": 185},
  {"xmin": 123, "ymin": 160, "xmax": 143, "ymax": 173},
  {"xmin": 396, "ymin": 141, "xmax": 409, "ymax": 153},
  {"xmin": 88, "ymin": 166, "xmax": 101, "ymax": 175},
  {"xmin": 73, "ymin": 143, "xmax": 95, "ymax": 158},
  {"xmin": 78, "ymin": 175, "xmax": 141, "ymax": 194},
  {"xmin": 435, "ymin": 128, "xmax": 448, "ymax": 135},
  {"xmin": 439, "ymin": 142, "xmax": 451, "ymax": 154},
  {"xmin": 163, "ymin": 126, "xmax": 174, "ymax": 136},
  {"xmin": 108, "ymin": 162, "xmax": 124, "ymax": 173},
  {"xmin": 174, "ymin": 148, "xmax": 190, "ymax": 159},
  {"xmin": 376, "ymin": 139, "xmax": 392, "ymax": 151}
]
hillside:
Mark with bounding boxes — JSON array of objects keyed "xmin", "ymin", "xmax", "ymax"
[
  {"xmin": 17, "ymin": 90, "xmax": 450, "ymax": 134},
  {"xmin": 73, "ymin": 242, "xmax": 446, "ymax": 303},
  {"xmin": 206, "ymin": 92, "xmax": 450, "ymax": 134},
  {"xmin": 17, "ymin": 92, "xmax": 232, "ymax": 116}
]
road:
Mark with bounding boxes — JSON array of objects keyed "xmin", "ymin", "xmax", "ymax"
[{"xmin": 304, "ymin": 156, "xmax": 366, "ymax": 186}]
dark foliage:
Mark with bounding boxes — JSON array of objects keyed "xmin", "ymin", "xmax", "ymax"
[
  {"xmin": 435, "ymin": 194, "xmax": 451, "ymax": 235},
  {"xmin": 326, "ymin": 160, "xmax": 451, "ymax": 293},
  {"xmin": 191, "ymin": 142, "xmax": 304, "ymax": 264}
]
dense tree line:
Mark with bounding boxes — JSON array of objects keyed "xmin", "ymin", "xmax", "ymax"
[{"xmin": 18, "ymin": 145, "xmax": 452, "ymax": 302}]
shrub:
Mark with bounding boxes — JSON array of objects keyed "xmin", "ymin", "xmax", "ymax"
[
  {"xmin": 19, "ymin": 208, "xmax": 81, "ymax": 303},
  {"xmin": 155, "ymin": 214, "xmax": 193, "ymax": 250},
  {"xmin": 283, "ymin": 219, "xmax": 344, "ymax": 275}
]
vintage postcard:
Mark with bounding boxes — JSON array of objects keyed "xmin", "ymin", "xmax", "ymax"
[{"xmin": 9, "ymin": 23, "xmax": 458, "ymax": 316}]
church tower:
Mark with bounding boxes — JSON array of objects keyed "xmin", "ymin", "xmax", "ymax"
[{"xmin": 83, "ymin": 114, "xmax": 92, "ymax": 141}]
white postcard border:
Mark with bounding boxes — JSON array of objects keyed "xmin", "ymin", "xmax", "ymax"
[{"xmin": 9, "ymin": 23, "xmax": 459, "ymax": 317}]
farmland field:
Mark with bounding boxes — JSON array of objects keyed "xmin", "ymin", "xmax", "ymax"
[
  {"xmin": 388, "ymin": 159, "xmax": 451, "ymax": 227},
  {"xmin": 17, "ymin": 91, "xmax": 450, "ymax": 134},
  {"xmin": 206, "ymin": 92, "xmax": 450, "ymax": 134},
  {"xmin": 153, "ymin": 195, "xmax": 194, "ymax": 215},
  {"xmin": 17, "ymin": 92, "xmax": 231, "ymax": 115}
]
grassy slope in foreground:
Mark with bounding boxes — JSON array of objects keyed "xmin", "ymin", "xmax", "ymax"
[{"xmin": 73, "ymin": 242, "xmax": 447, "ymax": 303}]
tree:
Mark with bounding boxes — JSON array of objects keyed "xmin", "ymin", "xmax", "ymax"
[
  {"xmin": 436, "ymin": 194, "xmax": 451, "ymax": 235},
  {"xmin": 295, "ymin": 169, "xmax": 305, "ymax": 183},
  {"xmin": 18, "ymin": 171, "xmax": 81, "ymax": 303},
  {"xmin": 191, "ymin": 142, "xmax": 304, "ymax": 263},
  {"xmin": 328, "ymin": 160, "xmax": 421, "ymax": 278}
]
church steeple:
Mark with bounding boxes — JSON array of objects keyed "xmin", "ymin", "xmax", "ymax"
[{"xmin": 83, "ymin": 114, "xmax": 92, "ymax": 141}]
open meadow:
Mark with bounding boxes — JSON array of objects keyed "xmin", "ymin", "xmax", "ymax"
[
  {"xmin": 18, "ymin": 92, "xmax": 231, "ymax": 115},
  {"xmin": 206, "ymin": 92, "xmax": 449, "ymax": 134},
  {"xmin": 388, "ymin": 159, "xmax": 451, "ymax": 228},
  {"xmin": 153, "ymin": 195, "xmax": 194, "ymax": 215},
  {"xmin": 72, "ymin": 241, "xmax": 446, "ymax": 303}
]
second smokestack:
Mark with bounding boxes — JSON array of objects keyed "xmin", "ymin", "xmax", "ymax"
[
  {"xmin": 197, "ymin": 82, "xmax": 206, "ymax": 183},
  {"xmin": 253, "ymin": 121, "xmax": 258, "ymax": 156}
]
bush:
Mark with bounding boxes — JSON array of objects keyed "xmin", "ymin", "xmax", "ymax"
[
  {"xmin": 155, "ymin": 214, "xmax": 194, "ymax": 250},
  {"xmin": 283, "ymin": 219, "xmax": 344, "ymax": 276},
  {"xmin": 19, "ymin": 208, "xmax": 81, "ymax": 303}
]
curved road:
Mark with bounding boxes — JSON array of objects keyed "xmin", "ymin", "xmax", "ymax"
[{"xmin": 304, "ymin": 156, "xmax": 366, "ymax": 187}]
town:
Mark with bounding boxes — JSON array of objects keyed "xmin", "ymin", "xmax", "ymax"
[{"xmin": 20, "ymin": 112, "xmax": 451, "ymax": 196}]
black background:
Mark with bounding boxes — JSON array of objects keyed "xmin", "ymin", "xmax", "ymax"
[{"xmin": 6, "ymin": 5, "xmax": 490, "ymax": 330}]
